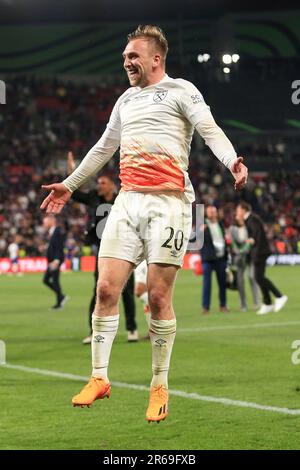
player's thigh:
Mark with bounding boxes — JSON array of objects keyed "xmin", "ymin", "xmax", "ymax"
[
  {"xmin": 97, "ymin": 257, "xmax": 134, "ymax": 300},
  {"xmin": 145, "ymin": 193, "xmax": 192, "ymax": 266}
]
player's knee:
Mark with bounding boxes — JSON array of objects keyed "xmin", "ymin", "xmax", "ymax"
[
  {"xmin": 148, "ymin": 287, "xmax": 169, "ymax": 313},
  {"xmin": 97, "ymin": 280, "xmax": 118, "ymax": 306}
]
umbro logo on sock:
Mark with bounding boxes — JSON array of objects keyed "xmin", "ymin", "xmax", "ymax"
[
  {"xmin": 155, "ymin": 338, "xmax": 167, "ymax": 347},
  {"xmin": 94, "ymin": 335, "xmax": 105, "ymax": 343}
]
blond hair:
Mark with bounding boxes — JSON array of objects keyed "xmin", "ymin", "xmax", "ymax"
[{"xmin": 127, "ymin": 25, "xmax": 168, "ymax": 62}]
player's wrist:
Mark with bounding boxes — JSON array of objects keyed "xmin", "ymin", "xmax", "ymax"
[
  {"xmin": 62, "ymin": 180, "xmax": 74, "ymax": 194},
  {"xmin": 229, "ymin": 156, "xmax": 239, "ymax": 171}
]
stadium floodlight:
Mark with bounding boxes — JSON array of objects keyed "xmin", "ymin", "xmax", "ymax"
[
  {"xmin": 222, "ymin": 54, "xmax": 232, "ymax": 64},
  {"xmin": 232, "ymin": 54, "xmax": 240, "ymax": 63},
  {"xmin": 223, "ymin": 67, "xmax": 230, "ymax": 74},
  {"xmin": 198, "ymin": 53, "xmax": 210, "ymax": 63}
]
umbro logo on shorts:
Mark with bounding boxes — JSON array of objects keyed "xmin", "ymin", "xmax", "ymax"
[
  {"xmin": 153, "ymin": 90, "xmax": 168, "ymax": 102},
  {"xmin": 170, "ymin": 249, "xmax": 179, "ymax": 258},
  {"xmin": 94, "ymin": 335, "xmax": 105, "ymax": 343},
  {"xmin": 155, "ymin": 338, "xmax": 167, "ymax": 347}
]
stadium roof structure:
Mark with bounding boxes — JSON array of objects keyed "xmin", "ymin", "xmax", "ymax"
[
  {"xmin": 0, "ymin": 10, "xmax": 299, "ymax": 75},
  {"xmin": 0, "ymin": 0, "xmax": 299, "ymax": 23}
]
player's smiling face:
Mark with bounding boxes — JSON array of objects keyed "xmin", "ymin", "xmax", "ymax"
[{"xmin": 122, "ymin": 38, "xmax": 161, "ymax": 88}]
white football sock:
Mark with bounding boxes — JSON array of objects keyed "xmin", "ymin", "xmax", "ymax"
[
  {"xmin": 149, "ymin": 318, "xmax": 176, "ymax": 389},
  {"xmin": 92, "ymin": 314, "xmax": 119, "ymax": 381}
]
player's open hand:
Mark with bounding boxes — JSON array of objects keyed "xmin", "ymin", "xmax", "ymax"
[
  {"xmin": 231, "ymin": 157, "xmax": 248, "ymax": 190},
  {"xmin": 40, "ymin": 183, "xmax": 72, "ymax": 214}
]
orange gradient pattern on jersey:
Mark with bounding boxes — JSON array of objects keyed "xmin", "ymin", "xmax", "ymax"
[{"xmin": 120, "ymin": 140, "xmax": 185, "ymax": 192}]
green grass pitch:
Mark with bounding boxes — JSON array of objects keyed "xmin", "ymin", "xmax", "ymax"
[{"xmin": 0, "ymin": 266, "xmax": 300, "ymax": 450}]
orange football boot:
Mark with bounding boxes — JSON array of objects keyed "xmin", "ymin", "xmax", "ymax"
[
  {"xmin": 146, "ymin": 385, "xmax": 169, "ymax": 423},
  {"xmin": 72, "ymin": 376, "xmax": 111, "ymax": 408}
]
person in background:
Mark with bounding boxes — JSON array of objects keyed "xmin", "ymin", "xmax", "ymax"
[
  {"xmin": 236, "ymin": 202, "xmax": 288, "ymax": 315},
  {"xmin": 43, "ymin": 215, "xmax": 68, "ymax": 310},
  {"xmin": 200, "ymin": 205, "xmax": 229, "ymax": 314},
  {"xmin": 67, "ymin": 151, "xmax": 138, "ymax": 344},
  {"xmin": 7, "ymin": 235, "xmax": 22, "ymax": 276},
  {"xmin": 229, "ymin": 214, "xmax": 260, "ymax": 311}
]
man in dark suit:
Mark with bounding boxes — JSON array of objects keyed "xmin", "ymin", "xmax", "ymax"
[
  {"xmin": 43, "ymin": 215, "xmax": 67, "ymax": 310},
  {"xmin": 200, "ymin": 205, "xmax": 229, "ymax": 314},
  {"xmin": 236, "ymin": 202, "xmax": 288, "ymax": 315},
  {"xmin": 67, "ymin": 152, "xmax": 137, "ymax": 344}
]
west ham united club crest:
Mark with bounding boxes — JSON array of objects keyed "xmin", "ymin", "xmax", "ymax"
[{"xmin": 153, "ymin": 90, "xmax": 168, "ymax": 102}]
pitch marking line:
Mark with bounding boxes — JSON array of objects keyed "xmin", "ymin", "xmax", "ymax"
[
  {"xmin": 4, "ymin": 321, "xmax": 300, "ymax": 344},
  {"xmin": 2, "ymin": 363, "xmax": 300, "ymax": 416},
  {"xmin": 178, "ymin": 320, "xmax": 300, "ymax": 333}
]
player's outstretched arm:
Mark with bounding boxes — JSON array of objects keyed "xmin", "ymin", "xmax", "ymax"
[
  {"xmin": 40, "ymin": 132, "xmax": 118, "ymax": 213},
  {"xmin": 178, "ymin": 81, "xmax": 248, "ymax": 190},
  {"xmin": 195, "ymin": 114, "xmax": 248, "ymax": 190},
  {"xmin": 41, "ymin": 94, "xmax": 122, "ymax": 213},
  {"xmin": 40, "ymin": 183, "xmax": 72, "ymax": 214},
  {"xmin": 230, "ymin": 156, "xmax": 248, "ymax": 190}
]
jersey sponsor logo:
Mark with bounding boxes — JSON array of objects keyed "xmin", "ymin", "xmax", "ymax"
[
  {"xmin": 123, "ymin": 93, "xmax": 150, "ymax": 104},
  {"xmin": 134, "ymin": 94, "xmax": 150, "ymax": 101},
  {"xmin": 191, "ymin": 94, "xmax": 203, "ymax": 104},
  {"xmin": 153, "ymin": 90, "xmax": 168, "ymax": 102}
]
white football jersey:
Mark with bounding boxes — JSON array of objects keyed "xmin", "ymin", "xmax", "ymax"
[{"xmin": 63, "ymin": 75, "xmax": 237, "ymax": 200}]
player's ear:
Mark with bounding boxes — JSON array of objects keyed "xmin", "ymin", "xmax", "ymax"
[{"xmin": 153, "ymin": 53, "xmax": 161, "ymax": 68}]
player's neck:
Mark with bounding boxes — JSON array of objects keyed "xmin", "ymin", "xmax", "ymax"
[{"xmin": 140, "ymin": 72, "xmax": 166, "ymax": 89}]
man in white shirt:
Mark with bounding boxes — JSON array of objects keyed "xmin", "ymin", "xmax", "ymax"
[
  {"xmin": 41, "ymin": 25, "xmax": 248, "ymax": 423},
  {"xmin": 8, "ymin": 237, "xmax": 20, "ymax": 275}
]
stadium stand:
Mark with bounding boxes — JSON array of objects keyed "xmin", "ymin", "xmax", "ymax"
[
  {"xmin": 1, "ymin": 11, "xmax": 300, "ymax": 263},
  {"xmin": 0, "ymin": 75, "xmax": 299, "ymax": 262}
]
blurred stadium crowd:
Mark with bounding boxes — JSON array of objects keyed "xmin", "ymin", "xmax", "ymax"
[{"xmin": 1, "ymin": 76, "xmax": 300, "ymax": 259}]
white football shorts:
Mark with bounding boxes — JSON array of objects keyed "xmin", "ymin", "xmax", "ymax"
[{"xmin": 99, "ymin": 191, "xmax": 192, "ymax": 267}]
